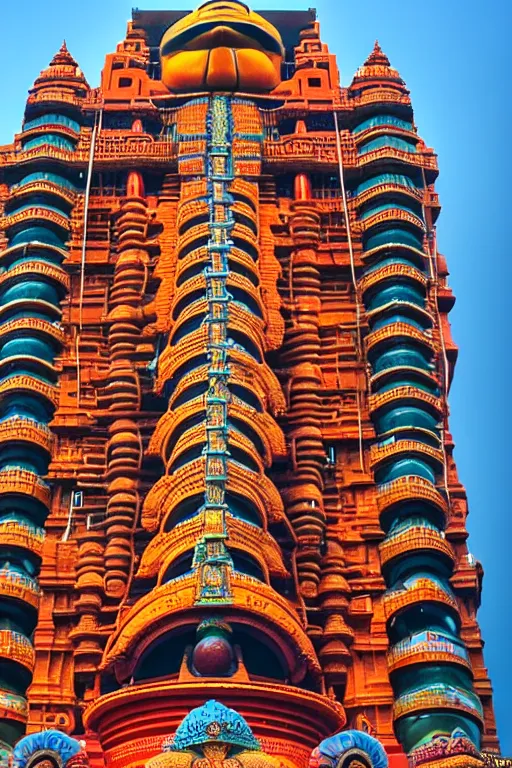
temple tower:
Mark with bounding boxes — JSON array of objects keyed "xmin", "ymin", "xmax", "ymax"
[{"xmin": 0, "ymin": 3, "xmax": 499, "ymax": 768}]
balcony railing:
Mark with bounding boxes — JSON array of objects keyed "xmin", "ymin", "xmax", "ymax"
[
  {"xmin": 384, "ymin": 577, "xmax": 458, "ymax": 620},
  {"xmin": 368, "ymin": 385, "xmax": 443, "ymax": 417},
  {"xmin": 0, "ymin": 630, "xmax": 35, "ymax": 671},
  {"xmin": 358, "ymin": 145, "xmax": 438, "ymax": 172},
  {"xmin": 393, "ymin": 686, "xmax": 484, "ymax": 724},
  {"xmin": 379, "ymin": 526, "xmax": 453, "ymax": 566},
  {"xmin": 359, "ymin": 262, "xmax": 427, "ymax": 294},
  {"xmin": 0, "ymin": 568, "xmax": 40, "ymax": 609},
  {"xmin": 370, "ymin": 439, "xmax": 444, "ymax": 469},
  {"xmin": 377, "ymin": 475, "xmax": 449, "ymax": 517},
  {"xmin": 365, "ymin": 322, "xmax": 435, "ymax": 355}
]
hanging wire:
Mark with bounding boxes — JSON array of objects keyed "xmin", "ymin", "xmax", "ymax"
[
  {"xmin": 333, "ymin": 110, "xmax": 365, "ymax": 472},
  {"xmin": 421, "ymin": 166, "xmax": 451, "ymax": 501},
  {"xmin": 76, "ymin": 109, "xmax": 103, "ymax": 401}
]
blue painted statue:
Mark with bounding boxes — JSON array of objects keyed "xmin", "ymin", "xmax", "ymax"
[{"xmin": 309, "ymin": 730, "xmax": 389, "ymax": 768}]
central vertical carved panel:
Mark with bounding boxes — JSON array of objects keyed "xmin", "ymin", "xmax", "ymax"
[{"xmin": 143, "ymin": 96, "xmax": 292, "ymax": 600}]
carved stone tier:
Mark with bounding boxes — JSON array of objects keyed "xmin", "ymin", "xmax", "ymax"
[{"xmin": 85, "ymin": 680, "xmax": 344, "ymax": 768}]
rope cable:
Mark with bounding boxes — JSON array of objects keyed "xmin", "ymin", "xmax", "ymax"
[
  {"xmin": 421, "ymin": 167, "xmax": 451, "ymax": 501},
  {"xmin": 76, "ymin": 109, "xmax": 102, "ymax": 401},
  {"xmin": 334, "ymin": 110, "xmax": 365, "ymax": 472}
]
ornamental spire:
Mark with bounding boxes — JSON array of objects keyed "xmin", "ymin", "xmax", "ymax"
[
  {"xmin": 364, "ymin": 39, "xmax": 391, "ymax": 67},
  {"xmin": 30, "ymin": 37, "xmax": 89, "ymax": 95},
  {"xmin": 50, "ymin": 40, "xmax": 78, "ymax": 68},
  {"xmin": 349, "ymin": 38, "xmax": 408, "ymax": 97}
]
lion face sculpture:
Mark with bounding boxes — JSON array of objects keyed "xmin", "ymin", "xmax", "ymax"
[{"xmin": 160, "ymin": 0, "xmax": 284, "ymax": 93}]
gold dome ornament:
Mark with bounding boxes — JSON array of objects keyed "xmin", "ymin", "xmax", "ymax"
[{"xmin": 159, "ymin": 1, "xmax": 284, "ymax": 93}]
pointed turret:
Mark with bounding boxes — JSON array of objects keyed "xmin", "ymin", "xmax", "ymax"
[
  {"xmin": 33, "ymin": 41, "xmax": 88, "ymax": 89},
  {"xmin": 349, "ymin": 40, "xmax": 409, "ymax": 100},
  {"xmin": 365, "ymin": 39, "xmax": 390, "ymax": 67},
  {"xmin": 25, "ymin": 41, "xmax": 89, "ymax": 116},
  {"xmin": 49, "ymin": 40, "xmax": 78, "ymax": 68}
]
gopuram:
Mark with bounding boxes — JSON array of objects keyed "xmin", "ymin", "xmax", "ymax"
[{"xmin": 0, "ymin": 3, "xmax": 505, "ymax": 768}]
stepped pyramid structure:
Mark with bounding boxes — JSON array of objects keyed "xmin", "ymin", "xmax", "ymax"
[{"xmin": 0, "ymin": 3, "xmax": 505, "ymax": 768}]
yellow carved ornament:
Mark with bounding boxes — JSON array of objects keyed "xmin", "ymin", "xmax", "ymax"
[{"xmin": 160, "ymin": 1, "xmax": 284, "ymax": 93}]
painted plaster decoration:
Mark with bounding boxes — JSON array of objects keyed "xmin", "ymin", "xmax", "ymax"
[
  {"xmin": 160, "ymin": 1, "xmax": 284, "ymax": 93},
  {"xmin": 146, "ymin": 701, "xmax": 281, "ymax": 768},
  {"xmin": 309, "ymin": 731, "xmax": 388, "ymax": 768},
  {"xmin": 407, "ymin": 728, "xmax": 486, "ymax": 768},
  {"xmin": 12, "ymin": 731, "xmax": 89, "ymax": 768},
  {"xmin": 0, "ymin": 1, "xmax": 501, "ymax": 767}
]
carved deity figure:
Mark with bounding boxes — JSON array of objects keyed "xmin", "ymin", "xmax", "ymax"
[
  {"xmin": 145, "ymin": 701, "xmax": 280, "ymax": 768},
  {"xmin": 407, "ymin": 728, "xmax": 486, "ymax": 768},
  {"xmin": 308, "ymin": 731, "xmax": 388, "ymax": 768},
  {"xmin": 11, "ymin": 731, "xmax": 90, "ymax": 768}
]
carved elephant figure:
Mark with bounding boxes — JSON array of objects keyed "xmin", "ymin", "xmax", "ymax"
[{"xmin": 309, "ymin": 731, "xmax": 388, "ymax": 768}]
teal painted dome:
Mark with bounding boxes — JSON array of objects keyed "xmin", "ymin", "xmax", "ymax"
[{"xmin": 167, "ymin": 700, "xmax": 261, "ymax": 752}]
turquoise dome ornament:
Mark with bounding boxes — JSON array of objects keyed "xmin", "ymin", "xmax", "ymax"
[
  {"xmin": 167, "ymin": 700, "xmax": 261, "ymax": 752},
  {"xmin": 12, "ymin": 731, "xmax": 83, "ymax": 768},
  {"xmin": 310, "ymin": 730, "xmax": 388, "ymax": 768}
]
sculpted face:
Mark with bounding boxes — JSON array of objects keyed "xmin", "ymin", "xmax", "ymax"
[{"xmin": 160, "ymin": 0, "xmax": 284, "ymax": 93}]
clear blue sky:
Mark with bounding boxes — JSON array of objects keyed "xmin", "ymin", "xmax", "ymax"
[{"xmin": 1, "ymin": 0, "xmax": 510, "ymax": 752}]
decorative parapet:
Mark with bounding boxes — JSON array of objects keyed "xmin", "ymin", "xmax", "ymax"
[
  {"xmin": 370, "ymin": 439, "xmax": 444, "ymax": 469},
  {"xmin": 1, "ymin": 207, "xmax": 69, "ymax": 232},
  {"xmin": 0, "ymin": 375, "xmax": 59, "ymax": 408},
  {"xmin": 0, "ymin": 262, "xmax": 70, "ymax": 292},
  {"xmin": 376, "ymin": 476, "xmax": 449, "ymax": 518},
  {"xmin": 393, "ymin": 685, "xmax": 484, "ymax": 726},
  {"xmin": 365, "ymin": 299, "xmax": 434, "ymax": 326},
  {"xmin": 379, "ymin": 524, "xmax": 454, "ymax": 567},
  {"xmin": 368, "ymin": 386, "xmax": 443, "ymax": 417},
  {"xmin": 93, "ymin": 133, "xmax": 177, "ymax": 163},
  {"xmin": 355, "ymin": 180, "xmax": 423, "ymax": 207},
  {"xmin": 359, "ymin": 263, "xmax": 427, "ymax": 295},
  {"xmin": 264, "ymin": 135, "xmax": 353, "ymax": 168},
  {"xmin": 370, "ymin": 364, "xmax": 439, "ymax": 390},
  {"xmin": 388, "ymin": 633, "xmax": 471, "ymax": 674},
  {"xmin": 0, "ymin": 134, "xmax": 177, "ymax": 168},
  {"xmin": 365, "ymin": 323, "xmax": 435, "ymax": 355},
  {"xmin": 26, "ymin": 90, "xmax": 83, "ymax": 108},
  {"xmin": 9, "ymin": 179, "xmax": 76, "ymax": 206},
  {"xmin": 360, "ymin": 207, "xmax": 426, "ymax": 233},
  {"xmin": 361, "ymin": 242, "xmax": 427, "ymax": 266},
  {"xmin": 0, "ymin": 569, "xmax": 40, "ymax": 610},
  {"xmin": 0, "ymin": 145, "xmax": 76, "ymax": 167},
  {"xmin": 0, "ymin": 515, "xmax": 45, "ymax": 557},
  {"xmin": 353, "ymin": 124, "xmax": 419, "ymax": 145},
  {"xmin": 343, "ymin": 88, "xmax": 412, "ymax": 109},
  {"xmin": 358, "ymin": 146, "xmax": 438, "ymax": 172},
  {"xmin": 0, "ymin": 468, "xmax": 51, "ymax": 508},
  {"xmin": 383, "ymin": 577, "xmax": 458, "ymax": 620},
  {"xmin": 0, "ymin": 241, "xmax": 68, "ymax": 264},
  {"xmin": 20, "ymin": 122, "xmax": 80, "ymax": 142},
  {"xmin": 0, "ymin": 690, "xmax": 28, "ymax": 725},
  {"xmin": 0, "ymin": 630, "xmax": 35, "ymax": 672},
  {"xmin": 0, "ymin": 318, "xmax": 66, "ymax": 347}
]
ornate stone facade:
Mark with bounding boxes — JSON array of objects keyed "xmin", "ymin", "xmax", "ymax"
[{"xmin": 0, "ymin": 3, "xmax": 501, "ymax": 768}]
